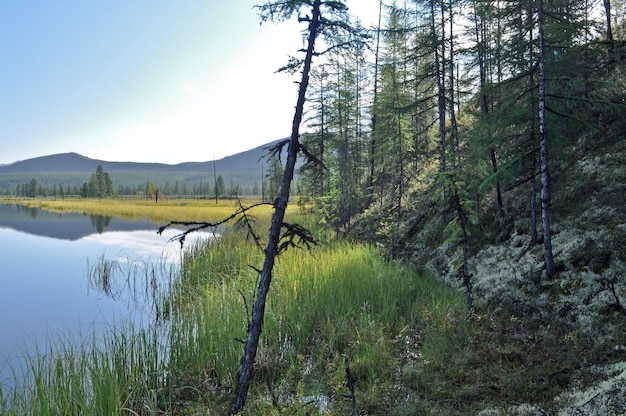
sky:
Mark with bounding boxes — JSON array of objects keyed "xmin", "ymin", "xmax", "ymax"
[{"xmin": 1, "ymin": 0, "xmax": 380, "ymax": 165}]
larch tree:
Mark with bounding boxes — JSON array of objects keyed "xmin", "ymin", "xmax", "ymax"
[
  {"xmin": 372, "ymin": 3, "xmax": 416, "ymax": 247},
  {"xmin": 527, "ymin": 1, "xmax": 539, "ymax": 244},
  {"xmin": 429, "ymin": 0, "xmax": 448, "ymax": 222},
  {"xmin": 301, "ymin": 64, "xmax": 332, "ymax": 199},
  {"xmin": 367, "ymin": 0, "xmax": 384, "ymax": 196},
  {"xmin": 472, "ymin": 0, "xmax": 505, "ymax": 219},
  {"xmin": 537, "ymin": 0, "xmax": 556, "ymax": 279}
]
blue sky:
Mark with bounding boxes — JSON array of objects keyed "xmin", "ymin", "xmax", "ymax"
[{"xmin": 1, "ymin": 0, "xmax": 379, "ymax": 165}]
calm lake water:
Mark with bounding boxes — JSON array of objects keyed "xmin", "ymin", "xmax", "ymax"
[{"xmin": 0, "ymin": 203, "xmax": 213, "ymax": 390}]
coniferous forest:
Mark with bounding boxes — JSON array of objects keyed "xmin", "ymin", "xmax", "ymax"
[
  {"xmin": 299, "ymin": 0, "xmax": 625, "ymax": 260},
  {"xmin": 2, "ymin": 1, "xmax": 625, "ymax": 414},
  {"xmin": 222, "ymin": 0, "xmax": 626, "ymax": 413}
]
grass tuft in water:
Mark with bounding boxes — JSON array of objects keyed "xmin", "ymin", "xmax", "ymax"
[{"xmin": 1, "ymin": 321, "xmax": 171, "ymax": 415}]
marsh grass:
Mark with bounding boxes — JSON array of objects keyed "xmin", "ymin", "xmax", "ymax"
[
  {"xmin": 164, "ymin": 230, "xmax": 468, "ymax": 414},
  {"xmin": 5, "ymin": 197, "xmax": 270, "ymax": 224},
  {"xmin": 86, "ymin": 253, "xmax": 177, "ymax": 320},
  {"xmin": 0, "ymin": 320, "xmax": 171, "ymax": 415},
  {"xmin": 0, "ymin": 199, "xmax": 468, "ymax": 414}
]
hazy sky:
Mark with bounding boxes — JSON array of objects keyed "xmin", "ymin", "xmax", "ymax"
[{"xmin": 1, "ymin": 1, "xmax": 379, "ymax": 165}]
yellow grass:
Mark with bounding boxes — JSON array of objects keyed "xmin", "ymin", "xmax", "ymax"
[
  {"xmin": 0, "ymin": 197, "xmax": 282, "ymax": 224},
  {"xmin": 0, "ymin": 196, "xmax": 311, "ymax": 229}
]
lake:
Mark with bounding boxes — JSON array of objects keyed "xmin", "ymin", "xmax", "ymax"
[{"xmin": 0, "ymin": 203, "xmax": 213, "ymax": 392}]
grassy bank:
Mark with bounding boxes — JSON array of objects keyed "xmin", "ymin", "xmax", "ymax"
[
  {"xmin": 0, "ymin": 197, "xmax": 272, "ymax": 224},
  {"xmin": 167, "ymin": 235, "xmax": 468, "ymax": 414},
  {"xmin": 0, "ymin": 199, "xmax": 468, "ymax": 414}
]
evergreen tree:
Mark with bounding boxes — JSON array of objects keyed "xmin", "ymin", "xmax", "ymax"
[
  {"xmin": 215, "ymin": 175, "xmax": 225, "ymax": 198},
  {"xmin": 537, "ymin": 0, "xmax": 555, "ymax": 278},
  {"xmin": 265, "ymin": 155, "xmax": 284, "ymax": 202},
  {"xmin": 104, "ymin": 172, "xmax": 114, "ymax": 197},
  {"xmin": 146, "ymin": 181, "xmax": 157, "ymax": 200},
  {"xmin": 28, "ymin": 178, "xmax": 37, "ymax": 198},
  {"xmin": 80, "ymin": 165, "xmax": 115, "ymax": 198}
]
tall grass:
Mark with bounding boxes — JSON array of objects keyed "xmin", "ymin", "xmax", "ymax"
[
  {"xmin": 0, "ymin": 201, "xmax": 467, "ymax": 414},
  {"xmin": 163, "ymin": 229, "xmax": 467, "ymax": 413},
  {"xmin": 1, "ymin": 253, "xmax": 178, "ymax": 415},
  {"xmin": 0, "ymin": 322, "xmax": 170, "ymax": 415}
]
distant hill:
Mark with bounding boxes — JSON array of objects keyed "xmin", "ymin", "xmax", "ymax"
[
  {"xmin": 0, "ymin": 139, "xmax": 287, "ymax": 174},
  {"xmin": 0, "ymin": 138, "xmax": 297, "ymax": 194}
]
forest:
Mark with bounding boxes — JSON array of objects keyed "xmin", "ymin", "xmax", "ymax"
[
  {"xmin": 297, "ymin": 0, "xmax": 624, "ymax": 257},
  {"xmin": 2, "ymin": 0, "xmax": 625, "ymax": 414},
  {"xmin": 240, "ymin": 0, "xmax": 626, "ymax": 413}
]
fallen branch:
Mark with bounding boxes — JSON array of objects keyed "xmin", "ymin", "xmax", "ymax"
[{"xmin": 157, "ymin": 201, "xmax": 271, "ymax": 248}]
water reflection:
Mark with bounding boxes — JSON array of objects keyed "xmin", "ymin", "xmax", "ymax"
[
  {"xmin": 90, "ymin": 213, "xmax": 112, "ymax": 233},
  {"xmin": 0, "ymin": 203, "xmax": 215, "ymax": 392},
  {"xmin": 0, "ymin": 203, "xmax": 166, "ymax": 240},
  {"xmin": 86, "ymin": 252, "xmax": 171, "ymax": 321}
]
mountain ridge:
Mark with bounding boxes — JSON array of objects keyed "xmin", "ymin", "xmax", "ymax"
[{"xmin": 0, "ymin": 139, "xmax": 287, "ymax": 174}]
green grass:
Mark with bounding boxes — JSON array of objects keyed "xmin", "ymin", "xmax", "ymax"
[
  {"xmin": 0, "ymin": 200, "xmax": 469, "ymax": 414},
  {"xmin": 160, "ymin": 231, "xmax": 468, "ymax": 414},
  {"xmin": 1, "ymin": 323, "xmax": 168, "ymax": 415}
]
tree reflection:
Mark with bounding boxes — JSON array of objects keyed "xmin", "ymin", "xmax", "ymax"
[{"xmin": 89, "ymin": 214, "xmax": 112, "ymax": 233}]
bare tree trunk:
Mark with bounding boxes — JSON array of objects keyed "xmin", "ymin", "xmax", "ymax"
[
  {"xmin": 473, "ymin": 0, "xmax": 504, "ymax": 220},
  {"xmin": 431, "ymin": 0, "xmax": 447, "ymax": 223},
  {"xmin": 448, "ymin": 0, "xmax": 459, "ymax": 171},
  {"xmin": 368, "ymin": 0, "xmax": 383, "ymax": 195},
  {"xmin": 228, "ymin": 1, "xmax": 321, "ymax": 413},
  {"xmin": 537, "ymin": 0, "xmax": 556, "ymax": 279},
  {"xmin": 528, "ymin": 4, "xmax": 538, "ymax": 244},
  {"xmin": 604, "ymin": 0, "xmax": 614, "ymax": 42}
]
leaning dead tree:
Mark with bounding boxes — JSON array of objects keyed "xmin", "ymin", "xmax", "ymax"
[
  {"xmin": 229, "ymin": 1, "xmax": 359, "ymax": 412},
  {"xmin": 158, "ymin": 2, "xmax": 360, "ymax": 412},
  {"xmin": 228, "ymin": 2, "xmax": 323, "ymax": 412}
]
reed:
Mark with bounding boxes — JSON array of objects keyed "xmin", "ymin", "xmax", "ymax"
[{"xmin": 0, "ymin": 321, "xmax": 170, "ymax": 415}]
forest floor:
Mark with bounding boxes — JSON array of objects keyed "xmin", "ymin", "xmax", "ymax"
[{"xmin": 419, "ymin": 134, "xmax": 626, "ymax": 415}]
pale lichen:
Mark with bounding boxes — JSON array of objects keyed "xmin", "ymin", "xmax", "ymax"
[{"xmin": 554, "ymin": 361, "xmax": 626, "ymax": 416}]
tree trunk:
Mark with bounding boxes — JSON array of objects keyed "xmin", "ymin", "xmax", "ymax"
[
  {"xmin": 537, "ymin": 0, "xmax": 556, "ymax": 279},
  {"xmin": 604, "ymin": 0, "xmax": 614, "ymax": 42},
  {"xmin": 228, "ymin": 1, "xmax": 321, "ymax": 413},
  {"xmin": 448, "ymin": 0, "xmax": 459, "ymax": 171},
  {"xmin": 431, "ymin": 0, "xmax": 447, "ymax": 223},
  {"xmin": 473, "ymin": 0, "xmax": 505, "ymax": 219},
  {"xmin": 528, "ymin": 4, "xmax": 538, "ymax": 244},
  {"xmin": 368, "ymin": 0, "xmax": 383, "ymax": 195}
]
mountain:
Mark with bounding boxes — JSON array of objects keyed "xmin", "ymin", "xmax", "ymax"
[
  {"xmin": 0, "ymin": 139, "xmax": 287, "ymax": 174},
  {"xmin": 0, "ymin": 139, "xmax": 295, "ymax": 194}
]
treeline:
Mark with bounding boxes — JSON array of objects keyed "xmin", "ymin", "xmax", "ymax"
[
  {"xmin": 9, "ymin": 156, "xmax": 288, "ymax": 201},
  {"xmin": 15, "ymin": 165, "xmax": 115, "ymax": 198}
]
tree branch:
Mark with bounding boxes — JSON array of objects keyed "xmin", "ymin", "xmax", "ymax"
[{"xmin": 157, "ymin": 201, "xmax": 271, "ymax": 248}]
